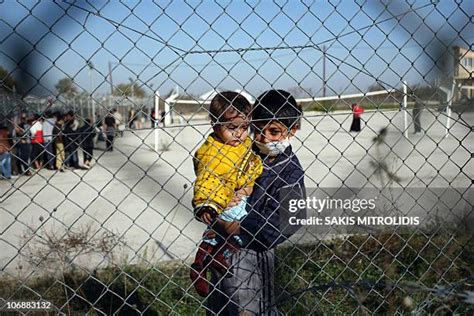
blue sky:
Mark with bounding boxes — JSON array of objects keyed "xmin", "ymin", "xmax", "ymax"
[{"xmin": 1, "ymin": 0, "xmax": 472, "ymax": 98}]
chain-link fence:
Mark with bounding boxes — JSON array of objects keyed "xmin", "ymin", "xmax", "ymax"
[{"xmin": 1, "ymin": 0, "xmax": 473, "ymax": 314}]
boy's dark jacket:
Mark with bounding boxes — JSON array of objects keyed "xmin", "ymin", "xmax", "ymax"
[{"xmin": 241, "ymin": 145, "xmax": 306, "ymax": 251}]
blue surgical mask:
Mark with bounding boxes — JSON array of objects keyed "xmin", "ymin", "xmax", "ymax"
[{"xmin": 255, "ymin": 139, "xmax": 291, "ymax": 157}]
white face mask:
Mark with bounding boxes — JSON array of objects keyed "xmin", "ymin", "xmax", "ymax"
[{"xmin": 255, "ymin": 139, "xmax": 291, "ymax": 157}]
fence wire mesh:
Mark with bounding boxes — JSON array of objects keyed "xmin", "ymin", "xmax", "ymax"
[{"xmin": 0, "ymin": 0, "xmax": 473, "ymax": 315}]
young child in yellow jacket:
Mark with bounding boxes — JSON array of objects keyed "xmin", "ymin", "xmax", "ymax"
[{"xmin": 190, "ymin": 91, "xmax": 263, "ymax": 297}]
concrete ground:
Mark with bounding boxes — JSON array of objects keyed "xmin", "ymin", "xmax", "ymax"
[{"xmin": 1, "ymin": 108, "xmax": 472, "ymax": 274}]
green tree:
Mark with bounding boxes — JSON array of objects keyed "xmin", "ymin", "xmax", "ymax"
[
  {"xmin": 55, "ymin": 77, "xmax": 77, "ymax": 96},
  {"xmin": 368, "ymin": 81, "xmax": 386, "ymax": 91},
  {"xmin": 287, "ymin": 86, "xmax": 315, "ymax": 98},
  {"xmin": 113, "ymin": 83, "xmax": 146, "ymax": 98},
  {"xmin": 0, "ymin": 66, "xmax": 17, "ymax": 93}
]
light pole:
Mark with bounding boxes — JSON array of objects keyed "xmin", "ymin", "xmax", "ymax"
[
  {"xmin": 149, "ymin": 83, "xmax": 154, "ymax": 124},
  {"xmin": 128, "ymin": 77, "xmax": 135, "ymax": 100},
  {"xmin": 87, "ymin": 61, "xmax": 95, "ymax": 122},
  {"xmin": 154, "ymin": 90, "xmax": 160, "ymax": 152},
  {"xmin": 322, "ymin": 45, "xmax": 327, "ymax": 97}
]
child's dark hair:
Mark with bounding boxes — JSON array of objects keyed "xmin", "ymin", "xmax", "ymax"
[
  {"xmin": 209, "ymin": 91, "xmax": 251, "ymax": 124},
  {"xmin": 253, "ymin": 89, "xmax": 302, "ymax": 130}
]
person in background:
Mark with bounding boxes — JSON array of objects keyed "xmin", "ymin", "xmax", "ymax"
[
  {"xmin": 150, "ymin": 108, "xmax": 157, "ymax": 127},
  {"xmin": 349, "ymin": 103, "xmax": 364, "ymax": 132},
  {"xmin": 412, "ymin": 100, "xmax": 423, "ymax": 134},
  {"xmin": 112, "ymin": 108, "xmax": 124, "ymax": 137},
  {"xmin": 0, "ymin": 125, "xmax": 13, "ymax": 180},
  {"xmin": 7, "ymin": 118, "xmax": 19, "ymax": 176},
  {"xmin": 79, "ymin": 118, "xmax": 96, "ymax": 168},
  {"xmin": 52, "ymin": 113, "xmax": 66, "ymax": 172},
  {"xmin": 104, "ymin": 111, "xmax": 116, "ymax": 151},
  {"xmin": 43, "ymin": 110, "xmax": 57, "ymax": 170},
  {"xmin": 128, "ymin": 109, "xmax": 136, "ymax": 129},
  {"xmin": 63, "ymin": 111, "xmax": 80, "ymax": 169},
  {"xmin": 144, "ymin": 107, "xmax": 150, "ymax": 123},
  {"xmin": 136, "ymin": 111, "xmax": 143, "ymax": 129},
  {"xmin": 14, "ymin": 113, "xmax": 32, "ymax": 175},
  {"xmin": 95, "ymin": 112, "xmax": 105, "ymax": 142},
  {"xmin": 160, "ymin": 110, "xmax": 166, "ymax": 126},
  {"xmin": 95, "ymin": 112, "xmax": 101, "ymax": 127},
  {"xmin": 29, "ymin": 114, "xmax": 44, "ymax": 170}
]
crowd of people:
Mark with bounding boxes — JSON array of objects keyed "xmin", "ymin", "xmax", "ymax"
[
  {"xmin": 0, "ymin": 110, "xmax": 109, "ymax": 180},
  {"xmin": 0, "ymin": 106, "xmax": 160, "ymax": 180}
]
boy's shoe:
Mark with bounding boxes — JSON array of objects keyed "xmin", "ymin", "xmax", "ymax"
[
  {"xmin": 190, "ymin": 242, "xmax": 214, "ymax": 296},
  {"xmin": 190, "ymin": 241, "xmax": 233, "ymax": 296}
]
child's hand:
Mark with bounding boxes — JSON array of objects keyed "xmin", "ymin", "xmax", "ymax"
[
  {"xmin": 200, "ymin": 212, "xmax": 214, "ymax": 225},
  {"xmin": 194, "ymin": 205, "xmax": 218, "ymax": 224},
  {"xmin": 226, "ymin": 187, "xmax": 252, "ymax": 209},
  {"xmin": 226, "ymin": 194, "xmax": 242, "ymax": 209}
]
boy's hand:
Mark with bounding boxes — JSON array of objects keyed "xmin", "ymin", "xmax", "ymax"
[
  {"xmin": 238, "ymin": 187, "xmax": 253, "ymax": 196},
  {"xmin": 216, "ymin": 219, "xmax": 240, "ymax": 235}
]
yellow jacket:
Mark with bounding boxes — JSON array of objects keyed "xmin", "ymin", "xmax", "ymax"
[{"xmin": 193, "ymin": 134, "xmax": 263, "ymax": 214}]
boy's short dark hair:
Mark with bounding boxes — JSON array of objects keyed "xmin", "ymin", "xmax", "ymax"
[
  {"xmin": 209, "ymin": 91, "xmax": 251, "ymax": 123},
  {"xmin": 253, "ymin": 89, "xmax": 302, "ymax": 130},
  {"xmin": 66, "ymin": 110, "xmax": 74, "ymax": 117}
]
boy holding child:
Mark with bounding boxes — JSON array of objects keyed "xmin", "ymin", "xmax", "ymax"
[{"xmin": 191, "ymin": 89, "xmax": 306, "ymax": 315}]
